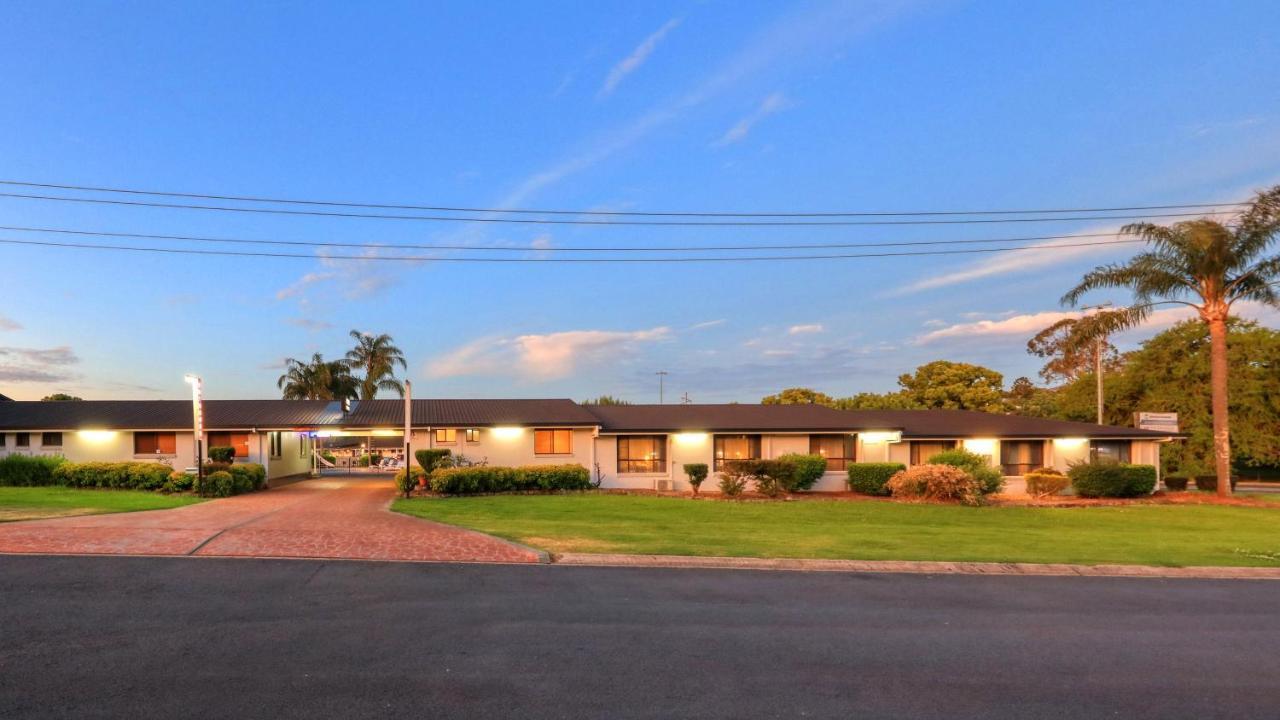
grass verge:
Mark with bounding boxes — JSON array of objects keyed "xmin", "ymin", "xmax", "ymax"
[
  {"xmin": 393, "ymin": 494, "xmax": 1280, "ymax": 567},
  {"xmin": 0, "ymin": 487, "xmax": 203, "ymax": 522}
]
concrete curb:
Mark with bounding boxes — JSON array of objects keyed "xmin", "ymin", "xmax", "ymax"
[{"xmin": 551, "ymin": 553, "xmax": 1280, "ymax": 580}]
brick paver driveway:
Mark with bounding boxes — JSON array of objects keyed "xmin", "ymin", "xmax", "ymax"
[{"xmin": 0, "ymin": 474, "xmax": 542, "ymax": 564}]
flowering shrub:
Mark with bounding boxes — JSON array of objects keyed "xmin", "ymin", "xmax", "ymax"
[
  {"xmin": 887, "ymin": 463, "xmax": 983, "ymax": 506},
  {"xmin": 927, "ymin": 448, "xmax": 1005, "ymax": 495}
]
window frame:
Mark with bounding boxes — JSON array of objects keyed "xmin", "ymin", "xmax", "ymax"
[
  {"xmin": 0, "ymin": 433, "xmax": 5, "ymax": 448},
  {"xmin": 434, "ymin": 428, "xmax": 458, "ymax": 445},
  {"xmin": 268, "ymin": 431, "xmax": 283, "ymax": 459},
  {"xmin": 1089, "ymin": 440, "xmax": 1131, "ymax": 464},
  {"xmin": 999, "ymin": 440, "xmax": 1045, "ymax": 476},
  {"xmin": 15, "ymin": 432, "xmax": 30, "ymax": 447},
  {"xmin": 207, "ymin": 431, "xmax": 251, "ymax": 459},
  {"xmin": 713, "ymin": 434, "xmax": 762, "ymax": 471},
  {"xmin": 809, "ymin": 434, "xmax": 856, "ymax": 471},
  {"xmin": 534, "ymin": 428, "xmax": 573, "ymax": 455},
  {"xmin": 41, "ymin": 432, "xmax": 62, "ymax": 448},
  {"xmin": 910, "ymin": 440, "xmax": 958, "ymax": 466},
  {"xmin": 617, "ymin": 435, "xmax": 667, "ymax": 474},
  {"xmin": 134, "ymin": 431, "xmax": 177, "ymax": 456},
  {"xmin": 465, "ymin": 428, "xmax": 480, "ymax": 443}
]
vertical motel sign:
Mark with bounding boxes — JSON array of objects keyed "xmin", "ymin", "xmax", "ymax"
[{"xmin": 184, "ymin": 374, "xmax": 204, "ymax": 484}]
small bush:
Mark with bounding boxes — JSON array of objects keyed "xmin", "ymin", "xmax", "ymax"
[
  {"xmin": 518, "ymin": 464, "xmax": 591, "ymax": 492},
  {"xmin": 196, "ymin": 470, "xmax": 235, "ymax": 498},
  {"xmin": 887, "ymin": 464, "xmax": 983, "ymax": 506},
  {"xmin": 847, "ymin": 463, "xmax": 906, "ymax": 496},
  {"xmin": 163, "ymin": 471, "xmax": 194, "ymax": 493},
  {"xmin": 1024, "ymin": 467, "xmax": 1070, "ymax": 498},
  {"xmin": 227, "ymin": 464, "xmax": 265, "ymax": 494},
  {"xmin": 1192, "ymin": 475, "xmax": 1238, "ymax": 493},
  {"xmin": 53, "ymin": 461, "xmax": 171, "ymax": 490},
  {"xmin": 0, "ymin": 454, "xmax": 65, "ymax": 486},
  {"xmin": 207, "ymin": 446, "xmax": 235, "ymax": 463},
  {"xmin": 1068, "ymin": 461, "xmax": 1157, "ymax": 498},
  {"xmin": 683, "ymin": 463, "xmax": 709, "ymax": 495},
  {"xmin": 394, "ymin": 467, "xmax": 428, "ymax": 497},
  {"xmin": 717, "ymin": 461, "xmax": 751, "ymax": 497},
  {"xmin": 928, "ymin": 448, "xmax": 1004, "ymax": 495},
  {"xmin": 779, "ymin": 453, "xmax": 828, "ymax": 492},
  {"xmin": 202, "ymin": 461, "xmax": 232, "ymax": 475},
  {"xmin": 1163, "ymin": 474, "xmax": 1189, "ymax": 492},
  {"xmin": 415, "ymin": 449, "xmax": 453, "ymax": 473},
  {"xmin": 428, "ymin": 464, "xmax": 589, "ymax": 495}
]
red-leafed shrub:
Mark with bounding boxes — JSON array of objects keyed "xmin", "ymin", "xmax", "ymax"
[{"xmin": 887, "ymin": 464, "xmax": 983, "ymax": 506}]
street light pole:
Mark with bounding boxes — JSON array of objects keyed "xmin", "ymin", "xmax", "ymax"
[
  {"xmin": 183, "ymin": 374, "xmax": 204, "ymax": 490},
  {"xmin": 1081, "ymin": 303, "xmax": 1112, "ymax": 425}
]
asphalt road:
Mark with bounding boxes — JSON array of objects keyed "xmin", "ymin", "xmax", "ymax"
[{"xmin": 1, "ymin": 556, "xmax": 1276, "ymax": 719}]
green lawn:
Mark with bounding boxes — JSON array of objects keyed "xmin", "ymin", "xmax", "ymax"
[
  {"xmin": 393, "ymin": 494, "xmax": 1280, "ymax": 567},
  {"xmin": 0, "ymin": 487, "xmax": 204, "ymax": 522}
]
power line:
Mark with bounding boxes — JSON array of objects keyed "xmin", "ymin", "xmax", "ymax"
[
  {"xmin": 0, "ymin": 179, "xmax": 1248, "ymax": 218},
  {"xmin": 0, "ymin": 235, "xmax": 1144, "ymax": 263},
  {"xmin": 0, "ymin": 223, "xmax": 1128, "ymax": 252},
  {"xmin": 0, "ymin": 191, "xmax": 1239, "ymax": 228}
]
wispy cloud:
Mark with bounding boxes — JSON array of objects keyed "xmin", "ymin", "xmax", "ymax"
[
  {"xmin": 0, "ymin": 314, "xmax": 21, "ymax": 332},
  {"xmin": 915, "ymin": 311, "xmax": 1082, "ymax": 344},
  {"xmin": 276, "ymin": 271, "xmax": 336, "ymax": 301},
  {"xmin": 599, "ymin": 18, "xmax": 682, "ymax": 97},
  {"xmin": 285, "ymin": 317, "xmax": 334, "ymax": 332},
  {"xmin": 0, "ymin": 345, "xmax": 80, "ymax": 384},
  {"xmin": 427, "ymin": 327, "xmax": 672, "ymax": 381},
  {"xmin": 689, "ymin": 319, "xmax": 726, "ymax": 330},
  {"xmin": 788, "ymin": 323, "xmax": 824, "ymax": 335},
  {"xmin": 714, "ymin": 92, "xmax": 790, "ymax": 146}
]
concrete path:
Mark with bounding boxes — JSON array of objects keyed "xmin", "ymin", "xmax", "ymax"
[{"xmin": 0, "ymin": 474, "xmax": 542, "ymax": 564}]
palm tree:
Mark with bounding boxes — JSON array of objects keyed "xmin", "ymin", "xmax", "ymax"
[
  {"xmin": 277, "ymin": 353, "xmax": 359, "ymax": 401},
  {"xmin": 345, "ymin": 331, "xmax": 407, "ymax": 399},
  {"xmin": 1062, "ymin": 187, "xmax": 1280, "ymax": 496}
]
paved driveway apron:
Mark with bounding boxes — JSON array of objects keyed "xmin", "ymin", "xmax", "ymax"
[{"xmin": 0, "ymin": 475, "xmax": 540, "ymax": 563}]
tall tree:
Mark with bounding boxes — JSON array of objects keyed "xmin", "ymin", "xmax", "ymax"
[
  {"xmin": 834, "ymin": 391, "xmax": 919, "ymax": 410},
  {"xmin": 345, "ymin": 331, "xmax": 407, "ymax": 400},
  {"xmin": 761, "ymin": 387, "xmax": 837, "ymax": 407},
  {"xmin": 1062, "ymin": 186, "xmax": 1280, "ymax": 496},
  {"xmin": 1027, "ymin": 313, "xmax": 1122, "ymax": 385},
  {"xmin": 896, "ymin": 360, "xmax": 1006, "ymax": 412},
  {"xmin": 277, "ymin": 353, "xmax": 359, "ymax": 401}
]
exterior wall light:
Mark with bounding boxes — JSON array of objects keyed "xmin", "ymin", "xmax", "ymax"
[
  {"xmin": 859, "ymin": 431, "xmax": 902, "ymax": 444},
  {"xmin": 674, "ymin": 432, "xmax": 709, "ymax": 445},
  {"xmin": 77, "ymin": 430, "xmax": 118, "ymax": 443},
  {"xmin": 491, "ymin": 427, "xmax": 524, "ymax": 439}
]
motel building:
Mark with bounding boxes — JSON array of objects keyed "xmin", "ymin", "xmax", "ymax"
[{"xmin": 0, "ymin": 398, "xmax": 1176, "ymax": 491}]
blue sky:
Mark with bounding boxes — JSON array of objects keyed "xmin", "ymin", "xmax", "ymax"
[{"xmin": 1, "ymin": 0, "xmax": 1278, "ymax": 402}]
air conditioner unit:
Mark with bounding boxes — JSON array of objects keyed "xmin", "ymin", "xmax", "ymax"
[{"xmin": 655, "ymin": 478, "xmax": 673, "ymax": 492}]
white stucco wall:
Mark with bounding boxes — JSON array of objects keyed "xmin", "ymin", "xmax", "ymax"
[{"xmin": 410, "ymin": 428, "xmax": 596, "ymax": 472}]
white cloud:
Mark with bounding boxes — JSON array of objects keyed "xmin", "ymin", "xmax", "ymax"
[
  {"xmin": 0, "ymin": 314, "xmax": 21, "ymax": 332},
  {"xmin": 689, "ymin": 319, "xmax": 726, "ymax": 330},
  {"xmin": 916, "ymin": 311, "xmax": 1082, "ymax": 344},
  {"xmin": 788, "ymin": 323, "xmax": 824, "ymax": 335},
  {"xmin": 599, "ymin": 18, "xmax": 682, "ymax": 97},
  {"xmin": 0, "ymin": 345, "xmax": 80, "ymax": 384},
  {"xmin": 276, "ymin": 272, "xmax": 336, "ymax": 301},
  {"xmin": 713, "ymin": 92, "xmax": 791, "ymax": 146},
  {"xmin": 426, "ymin": 327, "xmax": 672, "ymax": 381}
]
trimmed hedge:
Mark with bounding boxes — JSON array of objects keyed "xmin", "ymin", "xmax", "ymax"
[
  {"xmin": 394, "ymin": 467, "xmax": 428, "ymax": 497},
  {"xmin": 1024, "ymin": 467, "xmax": 1069, "ymax": 498},
  {"xmin": 683, "ymin": 463, "xmax": 709, "ymax": 494},
  {"xmin": 207, "ymin": 446, "xmax": 235, "ymax": 463},
  {"xmin": 1192, "ymin": 475, "xmax": 1239, "ymax": 493},
  {"xmin": 415, "ymin": 449, "xmax": 453, "ymax": 472},
  {"xmin": 228, "ymin": 463, "xmax": 267, "ymax": 493},
  {"xmin": 1068, "ymin": 461, "xmax": 1157, "ymax": 498},
  {"xmin": 53, "ymin": 461, "xmax": 172, "ymax": 490},
  {"xmin": 1163, "ymin": 474, "xmax": 1189, "ymax": 492},
  {"xmin": 847, "ymin": 463, "xmax": 906, "ymax": 496},
  {"xmin": 428, "ymin": 464, "xmax": 590, "ymax": 495},
  {"xmin": 163, "ymin": 471, "xmax": 194, "ymax": 493},
  {"xmin": 0, "ymin": 454, "xmax": 65, "ymax": 486},
  {"xmin": 197, "ymin": 470, "xmax": 235, "ymax": 498},
  {"xmin": 778, "ymin": 453, "xmax": 828, "ymax": 492}
]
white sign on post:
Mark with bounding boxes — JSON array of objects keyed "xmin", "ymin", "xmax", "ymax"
[{"xmin": 1135, "ymin": 412, "xmax": 1178, "ymax": 432}]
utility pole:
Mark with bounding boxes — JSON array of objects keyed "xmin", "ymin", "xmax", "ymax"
[
  {"xmin": 655, "ymin": 371, "xmax": 668, "ymax": 404},
  {"xmin": 679, "ymin": 392, "xmax": 691, "ymax": 405},
  {"xmin": 1081, "ymin": 303, "xmax": 1112, "ymax": 424}
]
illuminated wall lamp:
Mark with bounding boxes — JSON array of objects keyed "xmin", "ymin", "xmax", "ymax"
[
  {"xmin": 859, "ymin": 431, "xmax": 902, "ymax": 444},
  {"xmin": 491, "ymin": 426, "xmax": 524, "ymax": 439},
  {"xmin": 673, "ymin": 432, "xmax": 709, "ymax": 445},
  {"xmin": 78, "ymin": 430, "xmax": 118, "ymax": 443}
]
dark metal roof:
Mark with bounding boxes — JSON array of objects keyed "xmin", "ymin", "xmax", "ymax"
[
  {"xmin": 0, "ymin": 399, "xmax": 1177, "ymax": 438},
  {"xmin": 0, "ymin": 393, "xmax": 12, "ymax": 401},
  {"xmin": 584, "ymin": 404, "xmax": 871, "ymax": 433}
]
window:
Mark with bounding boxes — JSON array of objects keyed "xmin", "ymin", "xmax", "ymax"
[
  {"xmin": 299, "ymin": 433, "xmax": 310, "ymax": 459},
  {"xmin": 16, "ymin": 432, "xmax": 30, "ymax": 447},
  {"xmin": 0, "ymin": 434, "xmax": 5, "ymax": 448},
  {"xmin": 41, "ymin": 432, "xmax": 62, "ymax": 447},
  {"xmin": 534, "ymin": 429, "xmax": 573, "ymax": 455},
  {"xmin": 713, "ymin": 434, "xmax": 761, "ymax": 470},
  {"xmin": 434, "ymin": 428, "xmax": 457, "ymax": 444},
  {"xmin": 465, "ymin": 428, "xmax": 480, "ymax": 443},
  {"xmin": 809, "ymin": 434, "xmax": 856, "ymax": 471},
  {"xmin": 1000, "ymin": 441, "xmax": 1044, "ymax": 476},
  {"xmin": 207, "ymin": 432, "xmax": 250, "ymax": 459},
  {"xmin": 618, "ymin": 435, "xmax": 666, "ymax": 473},
  {"xmin": 269, "ymin": 432, "xmax": 283, "ymax": 459},
  {"xmin": 134, "ymin": 432, "xmax": 177, "ymax": 455},
  {"xmin": 1090, "ymin": 440, "xmax": 1131, "ymax": 464},
  {"xmin": 910, "ymin": 440, "xmax": 957, "ymax": 466}
]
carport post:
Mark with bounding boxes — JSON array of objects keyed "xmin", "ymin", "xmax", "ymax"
[{"xmin": 403, "ymin": 380, "xmax": 412, "ymax": 476}]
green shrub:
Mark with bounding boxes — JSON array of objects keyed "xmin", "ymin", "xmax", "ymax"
[
  {"xmin": 717, "ymin": 461, "xmax": 751, "ymax": 497},
  {"xmin": 1024, "ymin": 467, "xmax": 1070, "ymax": 498},
  {"xmin": 0, "ymin": 454, "xmax": 65, "ymax": 486},
  {"xmin": 227, "ymin": 463, "xmax": 267, "ymax": 492},
  {"xmin": 887, "ymin": 464, "xmax": 983, "ymax": 506},
  {"xmin": 1163, "ymin": 474, "xmax": 1189, "ymax": 492},
  {"xmin": 321, "ymin": 452, "xmax": 337, "ymax": 465},
  {"xmin": 196, "ymin": 470, "xmax": 235, "ymax": 498},
  {"xmin": 202, "ymin": 461, "xmax": 232, "ymax": 475},
  {"xmin": 1192, "ymin": 475, "xmax": 1238, "ymax": 493},
  {"xmin": 207, "ymin": 446, "xmax": 235, "ymax": 463},
  {"xmin": 415, "ymin": 448, "xmax": 453, "ymax": 473},
  {"xmin": 163, "ymin": 470, "xmax": 194, "ymax": 493},
  {"xmin": 847, "ymin": 463, "xmax": 906, "ymax": 496},
  {"xmin": 1068, "ymin": 461, "xmax": 1157, "ymax": 498},
  {"xmin": 779, "ymin": 453, "xmax": 828, "ymax": 491},
  {"xmin": 683, "ymin": 463, "xmax": 709, "ymax": 495},
  {"xmin": 928, "ymin": 448, "xmax": 1004, "ymax": 495},
  {"xmin": 127, "ymin": 463, "xmax": 172, "ymax": 490},
  {"xmin": 52, "ymin": 461, "xmax": 171, "ymax": 490},
  {"xmin": 427, "ymin": 464, "xmax": 589, "ymax": 495},
  {"xmin": 394, "ymin": 467, "xmax": 428, "ymax": 497}
]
